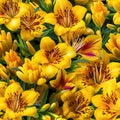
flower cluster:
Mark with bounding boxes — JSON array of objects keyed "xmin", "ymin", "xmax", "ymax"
[{"xmin": 0, "ymin": 0, "xmax": 120, "ymax": 120}]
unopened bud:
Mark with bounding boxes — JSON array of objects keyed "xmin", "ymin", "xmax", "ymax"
[
  {"xmin": 49, "ymin": 102, "xmax": 57, "ymax": 111},
  {"xmin": 84, "ymin": 27, "xmax": 94, "ymax": 35},
  {"xmin": 41, "ymin": 115, "xmax": 51, "ymax": 120},
  {"xmin": 96, "ymin": 30, "xmax": 102, "ymax": 37},
  {"xmin": 40, "ymin": 103, "xmax": 50, "ymax": 112},
  {"xmin": 107, "ymin": 24, "xmax": 116, "ymax": 30},
  {"xmin": 37, "ymin": 78, "xmax": 46, "ymax": 85},
  {"xmin": 117, "ymin": 27, "xmax": 120, "ymax": 33},
  {"xmin": 26, "ymin": 41, "xmax": 36, "ymax": 55},
  {"xmin": 85, "ymin": 13, "xmax": 92, "ymax": 25}
]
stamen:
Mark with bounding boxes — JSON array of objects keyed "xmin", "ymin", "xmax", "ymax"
[
  {"xmin": 6, "ymin": 92, "xmax": 27, "ymax": 112},
  {"xmin": 45, "ymin": 47, "xmax": 62, "ymax": 64},
  {"xmin": 20, "ymin": 12, "xmax": 41, "ymax": 30},
  {"xmin": 55, "ymin": 7, "xmax": 78, "ymax": 27},
  {"xmin": 1, "ymin": 0, "xmax": 20, "ymax": 18}
]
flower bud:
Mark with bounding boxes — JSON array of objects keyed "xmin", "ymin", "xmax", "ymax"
[
  {"xmin": 107, "ymin": 24, "xmax": 116, "ymax": 30},
  {"xmin": 84, "ymin": 27, "xmax": 94, "ymax": 35},
  {"xmin": 26, "ymin": 41, "xmax": 36, "ymax": 55},
  {"xmin": 49, "ymin": 102, "xmax": 57, "ymax": 111},
  {"xmin": 85, "ymin": 13, "xmax": 92, "ymax": 25},
  {"xmin": 39, "ymin": 104, "xmax": 50, "ymax": 112}
]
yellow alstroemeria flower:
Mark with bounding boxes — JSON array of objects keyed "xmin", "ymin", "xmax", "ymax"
[
  {"xmin": 4, "ymin": 49, "xmax": 23, "ymax": 72},
  {"xmin": 16, "ymin": 58, "xmax": 46, "ymax": 85},
  {"xmin": 50, "ymin": 69, "xmax": 76, "ymax": 90},
  {"xmin": 74, "ymin": 50, "xmax": 120, "ymax": 92},
  {"xmin": 32, "ymin": 37, "xmax": 76, "ymax": 79},
  {"xmin": 0, "ymin": 0, "xmax": 33, "ymax": 31},
  {"xmin": 45, "ymin": 0, "xmax": 87, "ymax": 36},
  {"xmin": 20, "ymin": 7, "xmax": 46, "ymax": 41},
  {"xmin": 69, "ymin": 34, "xmax": 102, "ymax": 61},
  {"xmin": 90, "ymin": 1, "xmax": 109, "ymax": 27},
  {"xmin": 105, "ymin": 33, "xmax": 120, "ymax": 60},
  {"xmin": 61, "ymin": 86, "xmax": 94, "ymax": 119},
  {"xmin": 92, "ymin": 79, "xmax": 120, "ymax": 120},
  {"xmin": 0, "ymin": 30, "xmax": 14, "ymax": 57},
  {"xmin": 0, "ymin": 82, "xmax": 39, "ymax": 120},
  {"xmin": 0, "ymin": 64, "xmax": 9, "ymax": 80}
]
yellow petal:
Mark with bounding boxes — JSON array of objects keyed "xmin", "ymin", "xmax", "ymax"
[
  {"xmin": 22, "ymin": 107, "xmax": 37, "ymax": 116},
  {"xmin": 32, "ymin": 50, "xmax": 49, "ymax": 64},
  {"xmin": 44, "ymin": 13, "xmax": 57, "ymax": 25},
  {"xmin": 5, "ymin": 18, "xmax": 20, "ymax": 31},
  {"xmin": 41, "ymin": 64, "xmax": 58, "ymax": 79},
  {"xmin": 94, "ymin": 109, "xmax": 117, "ymax": 120},
  {"xmin": 0, "ymin": 97, "xmax": 7, "ymax": 110},
  {"xmin": 21, "ymin": 89, "xmax": 40, "ymax": 106},
  {"xmin": 54, "ymin": 24, "xmax": 70, "ymax": 36},
  {"xmin": 37, "ymin": 78, "xmax": 46, "ymax": 85},
  {"xmin": 20, "ymin": 29, "xmax": 34, "ymax": 41},
  {"xmin": 113, "ymin": 12, "xmax": 120, "ymax": 25},
  {"xmin": 70, "ymin": 20, "xmax": 86, "ymax": 34},
  {"xmin": 81, "ymin": 86, "xmax": 95, "ymax": 101},
  {"xmin": 54, "ymin": 0, "xmax": 72, "ymax": 13},
  {"xmin": 112, "ymin": 0, "xmax": 120, "ymax": 11},
  {"xmin": 72, "ymin": 6, "xmax": 87, "ymax": 21},
  {"xmin": 92, "ymin": 95, "xmax": 107, "ymax": 109},
  {"xmin": 40, "ymin": 37, "xmax": 56, "ymax": 51},
  {"xmin": 5, "ymin": 82, "xmax": 23, "ymax": 99},
  {"xmin": 102, "ymin": 79, "xmax": 116, "ymax": 97}
]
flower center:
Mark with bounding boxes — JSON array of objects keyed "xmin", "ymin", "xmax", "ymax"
[
  {"xmin": 20, "ymin": 13, "xmax": 41, "ymax": 30},
  {"xmin": 45, "ymin": 47, "xmax": 62, "ymax": 64},
  {"xmin": 103, "ymin": 93, "xmax": 117, "ymax": 110},
  {"xmin": 88, "ymin": 61, "xmax": 106, "ymax": 84},
  {"xmin": 6, "ymin": 92, "xmax": 27, "ymax": 112},
  {"xmin": 55, "ymin": 8, "xmax": 78, "ymax": 27},
  {"xmin": 69, "ymin": 92, "xmax": 88, "ymax": 113},
  {"xmin": 71, "ymin": 35, "xmax": 84, "ymax": 52},
  {"xmin": 0, "ymin": 0, "xmax": 20, "ymax": 18}
]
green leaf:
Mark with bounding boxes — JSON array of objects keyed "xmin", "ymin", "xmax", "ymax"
[
  {"xmin": 38, "ymin": 0, "xmax": 48, "ymax": 12},
  {"xmin": 40, "ymin": 88, "xmax": 49, "ymax": 106}
]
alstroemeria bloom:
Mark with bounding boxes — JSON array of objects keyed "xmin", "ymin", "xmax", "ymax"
[
  {"xmin": 4, "ymin": 49, "xmax": 23, "ymax": 72},
  {"xmin": 74, "ymin": 50, "xmax": 120, "ymax": 92},
  {"xmin": 16, "ymin": 58, "xmax": 45, "ymax": 85},
  {"xmin": 61, "ymin": 86, "xmax": 94, "ymax": 119},
  {"xmin": 0, "ymin": 30, "xmax": 14, "ymax": 57},
  {"xmin": 20, "ymin": 7, "xmax": 46, "ymax": 41},
  {"xmin": 0, "ymin": 0, "xmax": 33, "ymax": 31},
  {"xmin": 69, "ymin": 34, "xmax": 102, "ymax": 61},
  {"xmin": 0, "ymin": 82, "xmax": 39, "ymax": 120},
  {"xmin": 45, "ymin": 0, "xmax": 87, "ymax": 36},
  {"xmin": 105, "ymin": 33, "xmax": 120, "ymax": 60},
  {"xmin": 91, "ymin": 1, "xmax": 109, "ymax": 27},
  {"xmin": 92, "ymin": 79, "xmax": 120, "ymax": 120},
  {"xmin": 32, "ymin": 37, "xmax": 76, "ymax": 78},
  {"xmin": 50, "ymin": 69, "xmax": 76, "ymax": 90},
  {"xmin": 0, "ymin": 64, "xmax": 9, "ymax": 80}
]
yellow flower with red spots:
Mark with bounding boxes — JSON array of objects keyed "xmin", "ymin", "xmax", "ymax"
[
  {"xmin": 0, "ymin": 82, "xmax": 39, "ymax": 120},
  {"xmin": 32, "ymin": 37, "xmax": 76, "ymax": 78}
]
